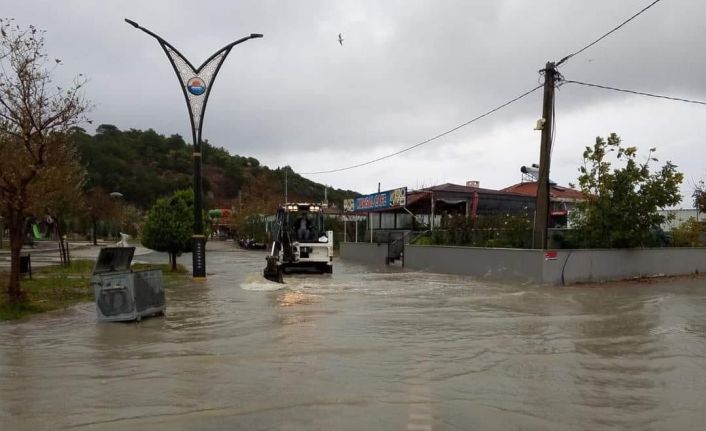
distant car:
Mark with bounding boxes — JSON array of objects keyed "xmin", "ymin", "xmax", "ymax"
[{"xmin": 238, "ymin": 238, "xmax": 266, "ymax": 250}]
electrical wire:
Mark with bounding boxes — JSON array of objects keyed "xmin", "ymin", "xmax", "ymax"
[
  {"xmin": 300, "ymin": 84, "xmax": 543, "ymax": 175},
  {"xmin": 564, "ymin": 80, "xmax": 706, "ymax": 105},
  {"xmin": 555, "ymin": 0, "xmax": 663, "ymax": 67}
]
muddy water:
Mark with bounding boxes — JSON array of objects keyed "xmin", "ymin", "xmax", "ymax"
[{"xmin": 1, "ymin": 246, "xmax": 706, "ymax": 430}]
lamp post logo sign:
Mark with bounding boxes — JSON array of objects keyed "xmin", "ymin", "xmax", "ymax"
[{"xmin": 187, "ymin": 77, "xmax": 206, "ymax": 95}]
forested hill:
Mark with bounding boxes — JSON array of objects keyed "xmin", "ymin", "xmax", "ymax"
[{"xmin": 72, "ymin": 124, "xmax": 359, "ymax": 212}]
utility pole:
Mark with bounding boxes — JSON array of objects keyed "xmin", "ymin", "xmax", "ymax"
[{"xmin": 533, "ymin": 62, "xmax": 557, "ymax": 249}]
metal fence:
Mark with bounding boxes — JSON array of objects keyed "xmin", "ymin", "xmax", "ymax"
[{"xmin": 412, "ymin": 228, "xmax": 534, "ymax": 249}]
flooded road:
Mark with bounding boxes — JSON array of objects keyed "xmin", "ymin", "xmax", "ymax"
[{"xmin": 1, "ymin": 244, "xmax": 706, "ymax": 430}]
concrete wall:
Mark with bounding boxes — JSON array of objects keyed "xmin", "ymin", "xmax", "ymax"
[
  {"xmin": 341, "ymin": 242, "xmax": 706, "ymax": 285},
  {"xmin": 405, "ymin": 245, "xmax": 543, "ymax": 283},
  {"xmin": 542, "ymin": 248, "xmax": 706, "ymax": 285},
  {"xmin": 340, "ymin": 242, "xmax": 390, "ymax": 267}
]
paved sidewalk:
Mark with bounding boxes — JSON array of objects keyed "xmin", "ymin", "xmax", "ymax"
[
  {"xmin": 0, "ymin": 240, "xmax": 93, "ymax": 256},
  {"xmin": 0, "ymin": 240, "xmax": 158, "ymax": 268},
  {"xmin": 0, "ymin": 239, "xmax": 236, "ymax": 269}
]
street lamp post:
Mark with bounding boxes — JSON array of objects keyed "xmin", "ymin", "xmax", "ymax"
[{"xmin": 125, "ymin": 19, "xmax": 262, "ymax": 278}]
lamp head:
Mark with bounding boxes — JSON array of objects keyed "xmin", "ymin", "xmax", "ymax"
[{"xmin": 124, "ymin": 19, "xmax": 139, "ymax": 29}]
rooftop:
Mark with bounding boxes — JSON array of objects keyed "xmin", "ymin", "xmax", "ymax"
[{"xmin": 501, "ymin": 182, "xmax": 585, "ymax": 201}]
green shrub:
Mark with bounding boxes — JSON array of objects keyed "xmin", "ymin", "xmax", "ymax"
[{"xmin": 671, "ymin": 217, "xmax": 706, "ymax": 247}]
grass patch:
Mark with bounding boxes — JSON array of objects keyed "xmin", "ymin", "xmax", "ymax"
[
  {"xmin": 34, "ymin": 259, "xmax": 95, "ymax": 275},
  {"xmin": 133, "ymin": 262, "xmax": 187, "ymax": 274},
  {"xmin": 133, "ymin": 263, "xmax": 188, "ymax": 284},
  {"xmin": 0, "ymin": 272, "xmax": 93, "ymax": 321},
  {"xmin": 1, "ymin": 261, "xmax": 189, "ymax": 321}
]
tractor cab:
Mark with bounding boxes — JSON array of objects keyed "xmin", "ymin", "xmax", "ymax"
[{"xmin": 264, "ymin": 203, "xmax": 333, "ymax": 283}]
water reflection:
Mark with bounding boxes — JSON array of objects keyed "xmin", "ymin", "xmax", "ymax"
[
  {"xmin": 0, "ymin": 247, "xmax": 705, "ymax": 430},
  {"xmin": 275, "ymin": 290, "xmax": 321, "ymax": 308},
  {"xmin": 567, "ymin": 287, "xmax": 662, "ymax": 428}
]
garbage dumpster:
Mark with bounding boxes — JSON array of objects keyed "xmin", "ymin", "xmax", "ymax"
[{"xmin": 91, "ymin": 247, "xmax": 165, "ymax": 322}]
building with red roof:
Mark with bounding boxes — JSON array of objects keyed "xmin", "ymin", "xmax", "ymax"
[{"xmin": 501, "ymin": 181, "xmax": 586, "ymax": 227}]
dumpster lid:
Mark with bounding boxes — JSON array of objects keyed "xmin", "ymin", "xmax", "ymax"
[{"xmin": 93, "ymin": 247, "xmax": 135, "ymax": 274}]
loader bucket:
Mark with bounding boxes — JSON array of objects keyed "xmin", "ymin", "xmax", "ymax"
[{"xmin": 264, "ymin": 255, "xmax": 284, "ymax": 283}]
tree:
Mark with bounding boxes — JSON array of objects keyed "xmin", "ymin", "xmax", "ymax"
[
  {"xmin": 141, "ymin": 189, "xmax": 195, "ymax": 271},
  {"xmin": 692, "ymin": 178, "xmax": 706, "ymax": 214},
  {"xmin": 671, "ymin": 217, "xmax": 706, "ymax": 247},
  {"xmin": 83, "ymin": 187, "xmax": 119, "ymax": 245},
  {"xmin": 570, "ymin": 133, "xmax": 683, "ymax": 248},
  {"xmin": 0, "ymin": 19, "xmax": 88, "ymax": 303}
]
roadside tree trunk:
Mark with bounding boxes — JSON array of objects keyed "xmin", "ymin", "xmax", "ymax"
[
  {"xmin": 7, "ymin": 213, "xmax": 26, "ymax": 303},
  {"xmin": 170, "ymin": 252, "xmax": 177, "ymax": 272}
]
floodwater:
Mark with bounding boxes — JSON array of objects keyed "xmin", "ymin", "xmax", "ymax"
[{"xmin": 1, "ymin": 244, "xmax": 706, "ymax": 430}]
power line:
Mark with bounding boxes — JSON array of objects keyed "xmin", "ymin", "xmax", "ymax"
[
  {"xmin": 564, "ymin": 80, "xmax": 706, "ymax": 105},
  {"xmin": 556, "ymin": 0, "xmax": 663, "ymax": 67},
  {"xmin": 300, "ymin": 84, "xmax": 543, "ymax": 175}
]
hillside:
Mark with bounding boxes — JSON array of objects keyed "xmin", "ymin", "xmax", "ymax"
[{"xmin": 72, "ymin": 125, "xmax": 358, "ymax": 213}]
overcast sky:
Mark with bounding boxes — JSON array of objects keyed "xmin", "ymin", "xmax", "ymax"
[{"xmin": 7, "ymin": 0, "xmax": 706, "ymax": 203}]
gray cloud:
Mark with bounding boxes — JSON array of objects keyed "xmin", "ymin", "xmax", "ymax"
[{"xmin": 6, "ymin": 0, "xmax": 706, "ymax": 198}]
